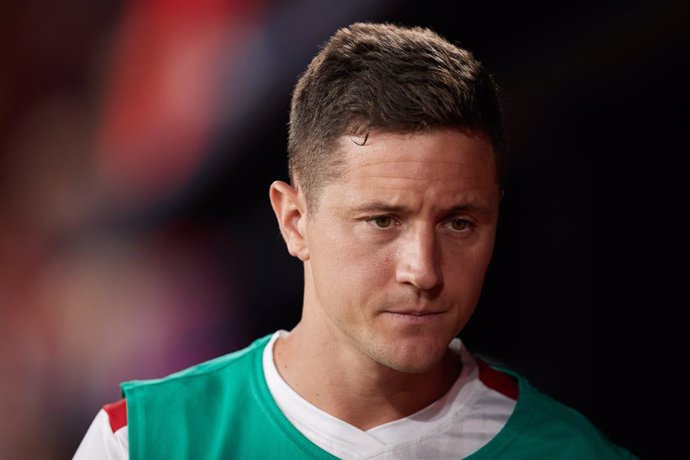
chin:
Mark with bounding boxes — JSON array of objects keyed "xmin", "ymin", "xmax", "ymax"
[
  {"xmin": 387, "ymin": 361, "xmax": 438, "ymax": 374},
  {"xmin": 372, "ymin": 340, "xmax": 449, "ymax": 374}
]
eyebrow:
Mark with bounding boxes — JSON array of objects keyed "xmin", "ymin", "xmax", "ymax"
[
  {"xmin": 350, "ymin": 202, "xmax": 407, "ymax": 214},
  {"xmin": 444, "ymin": 204, "xmax": 492, "ymax": 216},
  {"xmin": 349, "ymin": 201, "xmax": 491, "ymax": 216}
]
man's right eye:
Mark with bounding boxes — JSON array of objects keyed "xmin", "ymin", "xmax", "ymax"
[{"xmin": 366, "ymin": 216, "xmax": 394, "ymax": 229}]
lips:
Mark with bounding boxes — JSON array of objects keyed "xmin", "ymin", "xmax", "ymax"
[
  {"xmin": 379, "ymin": 297, "xmax": 448, "ymax": 319},
  {"xmin": 382, "ymin": 303, "xmax": 447, "ymax": 315},
  {"xmin": 381, "ymin": 309, "xmax": 447, "ymax": 322},
  {"xmin": 386, "ymin": 310, "xmax": 444, "ymax": 316}
]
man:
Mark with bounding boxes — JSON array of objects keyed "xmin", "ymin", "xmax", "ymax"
[{"xmin": 75, "ymin": 23, "xmax": 636, "ymax": 459}]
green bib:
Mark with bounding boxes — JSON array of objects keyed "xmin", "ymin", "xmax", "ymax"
[{"xmin": 122, "ymin": 334, "xmax": 637, "ymax": 459}]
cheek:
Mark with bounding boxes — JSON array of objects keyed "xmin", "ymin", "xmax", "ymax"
[
  {"xmin": 309, "ymin": 227, "xmax": 393, "ymax": 306},
  {"xmin": 444, "ymin": 238, "xmax": 495, "ymax": 296}
]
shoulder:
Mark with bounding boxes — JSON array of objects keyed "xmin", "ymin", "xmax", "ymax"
[
  {"xmin": 74, "ymin": 336, "xmax": 273, "ymax": 459},
  {"xmin": 518, "ymin": 378, "xmax": 608, "ymax": 442},
  {"xmin": 475, "ymin": 360, "xmax": 637, "ymax": 459},
  {"xmin": 121, "ymin": 334, "xmax": 272, "ymax": 434},
  {"xmin": 122, "ymin": 334, "xmax": 271, "ymax": 397},
  {"xmin": 521, "ymin": 381, "xmax": 635, "ymax": 457}
]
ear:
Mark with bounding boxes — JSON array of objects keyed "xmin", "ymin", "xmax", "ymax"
[{"xmin": 269, "ymin": 180, "xmax": 310, "ymax": 261}]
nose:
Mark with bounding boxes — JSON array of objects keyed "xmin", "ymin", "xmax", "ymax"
[{"xmin": 395, "ymin": 228, "xmax": 443, "ymax": 291}]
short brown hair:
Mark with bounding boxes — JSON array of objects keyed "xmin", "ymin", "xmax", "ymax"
[{"xmin": 288, "ymin": 22, "xmax": 506, "ymax": 211}]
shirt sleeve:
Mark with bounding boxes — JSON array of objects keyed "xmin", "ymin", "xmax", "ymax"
[{"xmin": 73, "ymin": 408, "xmax": 129, "ymax": 460}]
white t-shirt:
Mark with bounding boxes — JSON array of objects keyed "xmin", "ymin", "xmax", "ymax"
[{"xmin": 73, "ymin": 331, "xmax": 516, "ymax": 459}]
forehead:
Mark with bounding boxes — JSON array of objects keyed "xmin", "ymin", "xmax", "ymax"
[{"xmin": 320, "ymin": 129, "xmax": 499, "ymax": 211}]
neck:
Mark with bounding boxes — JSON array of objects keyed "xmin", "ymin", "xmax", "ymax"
[{"xmin": 273, "ymin": 315, "xmax": 461, "ymax": 430}]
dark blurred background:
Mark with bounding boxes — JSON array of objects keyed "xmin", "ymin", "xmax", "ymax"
[{"xmin": 0, "ymin": 0, "xmax": 686, "ymax": 458}]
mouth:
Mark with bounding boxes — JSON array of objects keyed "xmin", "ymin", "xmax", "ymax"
[{"xmin": 381, "ymin": 310, "xmax": 446, "ymax": 322}]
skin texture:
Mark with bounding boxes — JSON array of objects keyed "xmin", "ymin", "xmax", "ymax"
[{"xmin": 269, "ymin": 129, "xmax": 501, "ymax": 430}]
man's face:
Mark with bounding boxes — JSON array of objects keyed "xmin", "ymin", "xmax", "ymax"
[{"xmin": 301, "ymin": 129, "xmax": 501, "ymax": 374}]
